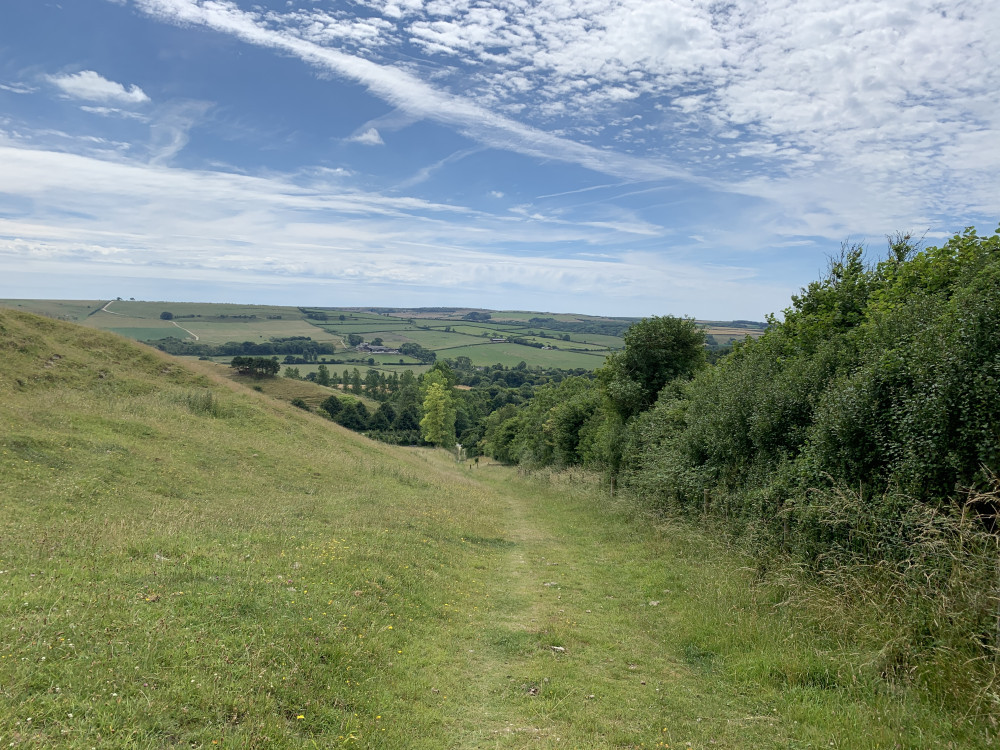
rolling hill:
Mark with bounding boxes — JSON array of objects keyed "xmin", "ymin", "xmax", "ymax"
[{"xmin": 0, "ymin": 309, "xmax": 985, "ymax": 748}]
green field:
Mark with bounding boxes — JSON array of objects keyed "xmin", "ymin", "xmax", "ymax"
[
  {"xmin": 0, "ymin": 301, "xmax": 766, "ymax": 377},
  {"xmin": 106, "ymin": 326, "xmax": 185, "ymax": 341},
  {"xmin": 103, "ymin": 300, "xmax": 298, "ymax": 319},
  {"xmin": 173, "ymin": 319, "xmax": 342, "ymax": 346},
  {"xmin": 0, "ymin": 298, "xmax": 109, "ymax": 320},
  {"xmin": 439, "ymin": 342, "xmax": 608, "ymax": 369},
  {"xmin": 1, "ymin": 308, "xmax": 989, "ymax": 748}
]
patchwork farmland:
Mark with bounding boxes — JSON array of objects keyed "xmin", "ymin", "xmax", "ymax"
[{"xmin": 0, "ymin": 300, "xmax": 765, "ymax": 376}]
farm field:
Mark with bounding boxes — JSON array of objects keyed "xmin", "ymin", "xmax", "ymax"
[
  {"xmin": 170, "ymin": 319, "xmax": 342, "ymax": 346},
  {"xmin": 437, "ymin": 342, "xmax": 608, "ymax": 369},
  {"xmin": 704, "ymin": 325, "xmax": 767, "ymax": 345},
  {"xmin": 0, "ymin": 300, "xmax": 765, "ymax": 375},
  {"xmin": 0, "ymin": 308, "xmax": 990, "ymax": 749},
  {"xmin": 0, "ymin": 298, "xmax": 106, "ymax": 321}
]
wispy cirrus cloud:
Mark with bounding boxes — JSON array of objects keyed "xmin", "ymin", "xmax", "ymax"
[
  {"xmin": 48, "ymin": 70, "xmax": 150, "ymax": 104},
  {"xmin": 128, "ymin": 0, "xmax": 694, "ymax": 182},
  {"xmin": 81, "ymin": 105, "xmax": 150, "ymax": 121},
  {"xmin": 0, "ymin": 143, "xmax": 781, "ymax": 315},
  {"xmin": 0, "ymin": 81, "xmax": 36, "ymax": 95},
  {"xmin": 347, "ymin": 127, "xmax": 384, "ymax": 145},
  {"xmin": 126, "ymin": 0, "xmax": 1000, "ymax": 238}
]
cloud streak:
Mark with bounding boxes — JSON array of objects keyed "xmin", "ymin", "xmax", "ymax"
[
  {"xmin": 48, "ymin": 70, "xmax": 150, "ymax": 104},
  {"xmin": 0, "ymin": 143, "xmax": 778, "ymax": 316},
  {"xmin": 129, "ymin": 0, "xmax": 694, "ymax": 182},
  {"xmin": 348, "ymin": 127, "xmax": 384, "ymax": 145},
  {"xmin": 127, "ymin": 0, "xmax": 1000, "ymax": 236}
]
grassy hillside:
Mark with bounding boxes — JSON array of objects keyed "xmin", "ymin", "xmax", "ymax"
[{"xmin": 0, "ymin": 310, "xmax": 989, "ymax": 748}]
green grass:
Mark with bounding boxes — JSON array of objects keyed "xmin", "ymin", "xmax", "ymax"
[
  {"xmin": 105, "ymin": 326, "xmax": 185, "ymax": 341},
  {"xmin": 0, "ymin": 309, "xmax": 994, "ymax": 748},
  {"xmin": 0, "ymin": 299, "xmax": 107, "ymax": 321},
  {"xmin": 439, "ymin": 342, "xmax": 607, "ymax": 369},
  {"xmin": 169, "ymin": 320, "xmax": 341, "ymax": 346},
  {"xmin": 96, "ymin": 300, "xmax": 299, "ymax": 319},
  {"xmin": 0, "ymin": 302, "xmax": 626, "ymax": 371}
]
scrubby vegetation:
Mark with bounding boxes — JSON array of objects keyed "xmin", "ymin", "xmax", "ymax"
[
  {"xmin": 155, "ymin": 336, "xmax": 337, "ymax": 359},
  {"xmin": 479, "ymin": 226, "xmax": 1000, "ymax": 711}
]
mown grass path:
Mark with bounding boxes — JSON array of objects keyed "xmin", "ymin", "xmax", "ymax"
[{"xmin": 374, "ymin": 458, "xmax": 992, "ymax": 749}]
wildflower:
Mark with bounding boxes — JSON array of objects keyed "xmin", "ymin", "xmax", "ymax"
[{"xmin": 296, "ymin": 714, "xmax": 304, "ymax": 720}]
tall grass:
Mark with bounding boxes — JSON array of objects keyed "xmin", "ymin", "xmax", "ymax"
[{"xmin": 782, "ymin": 478, "xmax": 1000, "ymax": 714}]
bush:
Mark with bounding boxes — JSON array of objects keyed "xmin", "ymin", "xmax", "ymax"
[{"xmin": 615, "ymin": 227, "xmax": 1000, "ymax": 706}]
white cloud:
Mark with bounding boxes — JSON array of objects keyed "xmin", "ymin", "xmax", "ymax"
[
  {"xmin": 81, "ymin": 105, "xmax": 150, "ymax": 121},
  {"xmin": 348, "ymin": 127, "xmax": 384, "ymax": 145},
  {"xmin": 0, "ymin": 82, "xmax": 36, "ymax": 95},
  {"xmin": 0, "ymin": 144, "xmax": 780, "ymax": 317},
  {"xmin": 147, "ymin": 100, "xmax": 212, "ymax": 164},
  {"xmin": 48, "ymin": 70, "xmax": 150, "ymax": 104},
  {"xmin": 128, "ymin": 0, "xmax": 1000, "ymax": 234},
  {"xmin": 130, "ymin": 0, "xmax": 692, "ymax": 182}
]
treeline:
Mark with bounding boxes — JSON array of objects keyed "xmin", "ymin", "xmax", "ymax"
[
  {"xmin": 295, "ymin": 357, "xmax": 584, "ymax": 447},
  {"xmin": 482, "ymin": 228, "xmax": 1000, "ymax": 534},
  {"xmin": 526, "ymin": 317, "xmax": 634, "ymax": 336},
  {"xmin": 152, "ymin": 336, "xmax": 337, "ymax": 359},
  {"xmin": 229, "ymin": 356, "xmax": 280, "ymax": 377},
  {"xmin": 477, "ymin": 227, "xmax": 1000, "ymax": 702}
]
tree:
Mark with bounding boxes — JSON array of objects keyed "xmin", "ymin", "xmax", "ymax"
[
  {"xmin": 160, "ymin": 311, "xmax": 174, "ymax": 320},
  {"xmin": 420, "ymin": 382, "xmax": 456, "ymax": 447},
  {"xmin": 422, "ymin": 361, "xmax": 456, "ymax": 389},
  {"xmin": 230, "ymin": 356, "xmax": 280, "ymax": 378},
  {"xmin": 316, "ymin": 364, "xmax": 331, "ymax": 387},
  {"xmin": 336, "ymin": 401, "xmax": 369, "ymax": 430},
  {"xmin": 598, "ymin": 315, "xmax": 705, "ymax": 421},
  {"xmin": 320, "ymin": 395, "xmax": 343, "ymax": 418},
  {"xmin": 369, "ymin": 402, "xmax": 396, "ymax": 431},
  {"xmin": 393, "ymin": 404, "xmax": 421, "ymax": 431},
  {"xmin": 365, "ymin": 368, "xmax": 383, "ymax": 399},
  {"xmin": 347, "ymin": 333, "xmax": 364, "ymax": 347},
  {"xmin": 399, "ymin": 342, "xmax": 436, "ymax": 363}
]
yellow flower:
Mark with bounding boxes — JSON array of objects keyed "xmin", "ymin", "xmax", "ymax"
[{"xmin": 296, "ymin": 714, "xmax": 304, "ymax": 720}]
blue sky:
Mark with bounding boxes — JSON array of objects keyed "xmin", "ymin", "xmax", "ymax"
[{"xmin": 1, "ymin": 0, "xmax": 997, "ymax": 319}]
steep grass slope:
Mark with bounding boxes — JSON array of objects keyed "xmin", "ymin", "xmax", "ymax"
[{"xmin": 0, "ymin": 310, "xmax": 993, "ymax": 748}]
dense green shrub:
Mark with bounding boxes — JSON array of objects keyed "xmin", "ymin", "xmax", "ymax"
[{"xmin": 619, "ymin": 228, "xmax": 1000, "ymax": 548}]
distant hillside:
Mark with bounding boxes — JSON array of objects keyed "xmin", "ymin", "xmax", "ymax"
[{"xmin": 0, "ymin": 299, "xmax": 765, "ymax": 375}]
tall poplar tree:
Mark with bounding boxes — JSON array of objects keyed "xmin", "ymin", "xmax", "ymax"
[{"xmin": 420, "ymin": 382, "xmax": 456, "ymax": 447}]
